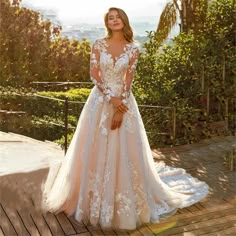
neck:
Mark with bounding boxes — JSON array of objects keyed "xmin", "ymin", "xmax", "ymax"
[{"xmin": 110, "ymin": 31, "xmax": 126, "ymax": 42}]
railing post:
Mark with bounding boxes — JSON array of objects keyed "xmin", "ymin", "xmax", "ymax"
[
  {"xmin": 225, "ymin": 98, "xmax": 229, "ymax": 133},
  {"xmin": 222, "ymin": 55, "xmax": 225, "ymax": 84},
  {"xmin": 201, "ymin": 65, "xmax": 205, "ymax": 92},
  {"xmin": 173, "ymin": 107, "xmax": 176, "ymax": 145},
  {"xmin": 64, "ymin": 97, "xmax": 69, "ymax": 154},
  {"xmin": 207, "ymin": 88, "xmax": 210, "ymax": 121}
]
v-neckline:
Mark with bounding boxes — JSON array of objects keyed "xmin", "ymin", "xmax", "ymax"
[{"xmin": 102, "ymin": 38, "xmax": 131, "ymax": 67}]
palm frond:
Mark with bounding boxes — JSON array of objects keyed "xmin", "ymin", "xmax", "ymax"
[
  {"xmin": 156, "ymin": 2, "xmax": 178, "ymax": 43},
  {"xmin": 173, "ymin": 0, "xmax": 180, "ymax": 11}
]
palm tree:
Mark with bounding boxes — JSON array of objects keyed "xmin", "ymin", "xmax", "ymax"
[{"xmin": 156, "ymin": 0, "xmax": 207, "ymax": 43}]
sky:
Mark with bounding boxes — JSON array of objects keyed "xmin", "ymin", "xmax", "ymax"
[{"xmin": 22, "ymin": 0, "xmax": 168, "ymax": 24}]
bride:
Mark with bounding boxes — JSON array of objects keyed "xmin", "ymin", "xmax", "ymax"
[{"xmin": 41, "ymin": 7, "xmax": 209, "ymax": 230}]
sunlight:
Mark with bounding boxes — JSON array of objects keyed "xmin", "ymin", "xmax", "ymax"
[
  {"xmin": 144, "ymin": 221, "xmax": 177, "ymax": 234},
  {"xmin": 22, "ymin": 0, "xmax": 167, "ymax": 24}
]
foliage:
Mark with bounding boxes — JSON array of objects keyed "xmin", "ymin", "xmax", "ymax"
[
  {"xmin": 156, "ymin": 0, "xmax": 209, "ymax": 43},
  {"xmin": 135, "ymin": 0, "xmax": 235, "ymax": 144},
  {"xmin": 0, "ymin": 88, "xmax": 90, "ymax": 143},
  {"xmin": 39, "ymin": 88, "xmax": 91, "ymax": 101},
  {"xmin": 1, "ymin": 0, "xmax": 235, "ymax": 147},
  {"xmin": 0, "ymin": 0, "xmax": 91, "ymax": 87}
]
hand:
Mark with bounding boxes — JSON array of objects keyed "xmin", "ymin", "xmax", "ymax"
[
  {"xmin": 111, "ymin": 111, "xmax": 123, "ymax": 130},
  {"xmin": 110, "ymin": 97, "xmax": 128, "ymax": 113}
]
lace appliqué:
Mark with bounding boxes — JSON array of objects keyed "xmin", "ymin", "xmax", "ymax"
[
  {"xmin": 125, "ymin": 106, "xmax": 138, "ymax": 133},
  {"xmin": 90, "ymin": 39, "xmax": 115, "ymax": 102},
  {"xmin": 99, "ymin": 111, "xmax": 108, "ymax": 135},
  {"xmin": 101, "ymin": 200, "xmax": 113, "ymax": 224},
  {"xmin": 128, "ymin": 161, "xmax": 149, "ymax": 215},
  {"xmin": 75, "ymin": 197, "xmax": 84, "ymax": 220},
  {"xmin": 115, "ymin": 191, "xmax": 132, "ymax": 216},
  {"xmin": 151, "ymin": 200, "xmax": 174, "ymax": 221},
  {"xmin": 89, "ymin": 172, "xmax": 102, "ymax": 219},
  {"xmin": 128, "ymin": 46, "xmax": 139, "ymax": 73},
  {"xmin": 100, "ymin": 169, "xmax": 113, "ymax": 224},
  {"xmin": 121, "ymin": 45, "xmax": 139, "ymax": 105}
]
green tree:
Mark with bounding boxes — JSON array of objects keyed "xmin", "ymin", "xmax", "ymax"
[
  {"xmin": 135, "ymin": 0, "xmax": 235, "ymax": 143},
  {"xmin": 156, "ymin": 0, "xmax": 208, "ymax": 43},
  {"xmin": 0, "ymin": 0, "xmax": 91, "ymax": 87}
]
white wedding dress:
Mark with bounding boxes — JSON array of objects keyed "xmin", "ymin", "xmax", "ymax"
[{"xmin": 41, "ymin": 38, "xmax": 209, "ymax": 230}]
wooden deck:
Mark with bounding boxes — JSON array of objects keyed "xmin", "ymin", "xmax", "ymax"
[{"xmin": 0, "ymin": 133, "xmax": 236, "ymax": 235}]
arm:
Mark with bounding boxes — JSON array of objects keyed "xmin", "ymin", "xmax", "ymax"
[
  {"xmin": 121, "ymin": 45, "xmax": 139, "ymax": 105},
  {"xmin": 90, "ymin": 40, "xmax": 114, "ymax": 102}
]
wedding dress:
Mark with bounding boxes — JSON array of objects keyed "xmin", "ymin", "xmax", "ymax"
[{"xmin": 41, "ymin": 38, "xmax": 209, "ymax": 230}]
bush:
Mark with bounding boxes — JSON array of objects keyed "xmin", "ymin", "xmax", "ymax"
[
  {"xmin": 134, "ymin": 0, "xmax": 235, "ymax": 144},
  {"xmin": 0, "ymin": 88, "xmax": 90, "ymax": 143}
]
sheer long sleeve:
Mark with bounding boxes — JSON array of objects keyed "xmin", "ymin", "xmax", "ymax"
[
  {"xmin": 121, "ymin": 45, "xmax": 139, "ymax": 105},
  {"xmin": 90, "ymin": 40, "xmax": 114, "ymax": 102}
]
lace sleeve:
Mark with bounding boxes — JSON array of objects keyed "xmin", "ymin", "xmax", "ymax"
[
  {"xmin": 90, "ymin": 40, "xmax": 114, "ymax": 102},
  {"xmin": 121, "ymin": 45, "xmax": 139, "ymax": 104}
]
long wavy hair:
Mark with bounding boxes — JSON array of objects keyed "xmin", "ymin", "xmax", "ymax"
[{"xmin": 104, "ymin": 7, "xmax": 134, "ymax": 42}]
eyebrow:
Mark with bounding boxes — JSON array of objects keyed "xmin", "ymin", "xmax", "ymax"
[
  {"xmin": 108, "ymin": 15, "xmax": 119, "ymax": 19},
  {"xmin": 108, "ymin": 13, "xmax": 120, "ymax": 18}
]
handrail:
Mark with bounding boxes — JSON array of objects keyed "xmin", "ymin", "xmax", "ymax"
[
  {"xmin": 31, "ymin": 81, "xmax": 93, "ymax": 85},
  {"xmin": 1, "ymin": 92, "xmax": 176, "ymax": 153},
  {"xmin": 32, "ymin": 94, "xmax": 176, "ymax": 152},
  {"xmin": 34, "ymin": 94, "xmax": 66, "ymax": 102}
]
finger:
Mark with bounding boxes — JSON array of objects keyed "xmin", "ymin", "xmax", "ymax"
[
  {"xmin": 117, "ymin": 106, "xmax": 123, "ymax": 113},
  {"xmin": 118, "ymin": 105, "xmax": 125, "ymax": 113},
  {"xmin": 114, "ymin": 121, "xmax": 119, "ymax": 128},
  {"xmin": 117, "ymin": 121, "xmax": 122, "ymax": 128},
  {"xmin": 123, "ymin": 104, "xmax": 129, "ymax": 111},
  {"xmin": 120, "ymin": 104, "xmax": 128, "ymax": 112},
  {"xmin": 118, "ymin": 105, "xmax": 126, "ymax": 113},
  {"xmin": 112, "ymin": 123, "xmax": 117, "ymax": 130},
  {"xmin": 112, "ymin": 120, "xmax": 118, "ymax": 130},
  {"xmin": 111, "ymin": 120, "xmax": 116, "ymax": 130},
  {"xmin": 116, "ymin": 102, "xmax": 122, "ymax": 108}
]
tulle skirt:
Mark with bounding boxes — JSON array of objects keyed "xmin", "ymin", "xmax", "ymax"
[{"xmin": 41, "ymin": 87, "xmax": 209, "ymax": 230}]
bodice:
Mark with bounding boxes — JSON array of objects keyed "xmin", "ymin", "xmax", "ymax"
[{"xmin": 94, "ymin": 39, "xmax": 138, "ymax": 96}]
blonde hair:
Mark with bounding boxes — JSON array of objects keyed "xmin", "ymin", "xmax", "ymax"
[{"xmin": 104, "ymin": 7, "xmax": 134, "ymax": 42}]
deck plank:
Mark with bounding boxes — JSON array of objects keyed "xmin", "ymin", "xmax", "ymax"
[
  {"xmin": 0, "ymin": 203, "xmax": 17, "ymax": 236},
  {"xmin": 1, "ymin": 133, "xmax": 236, "ymax": 235},
  {"xmin": 67, "ymin": 216, "xmax": 89, "ymax": 234},
  {"xmin": 43, "ymin": 211, "xmax": 65, "ymax": 235},
  {"xmin": 204, "ymin": 226, "xmax": 236, "ymax": 236},
  {"xmin": 87, "ymin": 225, "xmax": 105, "ymax": 236},
  {"xmin": 156, "ymin": 202, "xmax": 235, "ymax": 224},
  {"xmin": 156, "ymin": 211, "xmax": 236, "ymax": 235},
  {"xmin": 55, "ymin": 212, "xmax": 77, "ymax": 235},
  {"xmin": 30, "ymin": 210, "xmax": 53, "ymax": 236},
  {"xmin": 128, "ymin": 229, "xmax": 143, "ymax": 236},
  {"xmin": 0, "ymin": 227, "xmax": 4, "ymax": 236},
  {"xmin": 113, "ymin": 229, "xmax": 130, "ymax": 235},
  {"xmin": 2, "ymin": 205, "xmax": 30, "ymax": 236},
  {"xmin": 190, "ymin": 219, "xmax": 236, "ymax": 235},
  {"xmin": 102, "ymin": 229, "xmax": 117, "ymax": 235},
  {"xmin": 137, "ymin": 224, "xmax": 155, "ymax": 235},
  {"xmin": 73, "ymin": 233, "xmax": 92, "ymax": 236},
  {"xmin": 17, "ymin": 209, "xmax": 40, "ymax": 236}
]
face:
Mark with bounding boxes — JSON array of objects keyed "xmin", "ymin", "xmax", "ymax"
[{"xmin": 107, "ymin": 10, "xmax": 124, "ymax": 32}]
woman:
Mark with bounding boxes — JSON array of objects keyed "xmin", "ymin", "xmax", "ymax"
[{"xmin": 41, "ymin": 7, "xmax": 209, "ymax": 230}]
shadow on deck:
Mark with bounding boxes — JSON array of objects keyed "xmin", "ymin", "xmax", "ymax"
[{"xmin": 0, "ymin": 132, "xmax": 236, "ymax": 235}]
